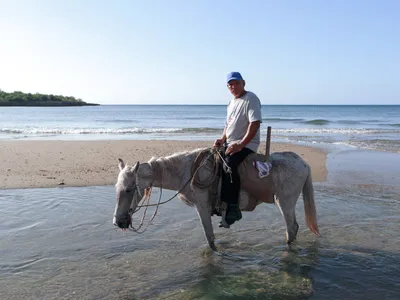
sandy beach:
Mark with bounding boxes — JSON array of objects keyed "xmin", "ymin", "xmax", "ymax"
[{"xmin": 1, "ymin": 140, "xmax": 327, "ymax": 189}]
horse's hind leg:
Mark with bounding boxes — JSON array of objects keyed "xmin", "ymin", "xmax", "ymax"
[{"xmin": 276, "ymin": 196, "xmax": 299, "ymax": 245}]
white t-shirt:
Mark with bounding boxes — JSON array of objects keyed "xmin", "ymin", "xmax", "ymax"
[{"xmin": 225, "ymin": 91, "xmax": 262, "ymax": 152}]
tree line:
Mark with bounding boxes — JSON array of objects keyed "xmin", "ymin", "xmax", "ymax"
[{"xmin": 0, "ymin": 90, "xmax": 98, "ymax": 106}]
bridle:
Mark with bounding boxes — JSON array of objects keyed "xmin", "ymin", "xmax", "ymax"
[{"xmin": 116, "ymin": 171, "xmax": 166, "ymax": 234}]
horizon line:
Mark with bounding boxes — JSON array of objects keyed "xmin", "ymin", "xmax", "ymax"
[{"xmin": 98, "ymin": 103, "xmax": 400, "ymax": 106}]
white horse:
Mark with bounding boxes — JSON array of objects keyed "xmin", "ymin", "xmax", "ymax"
[{"xmin": 113, "ymin": 147, "xmax": 320, "ymax": 251}]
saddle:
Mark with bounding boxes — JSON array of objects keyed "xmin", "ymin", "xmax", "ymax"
[
  {"xmin": 191, "ymin": 149, "xmax": 275, "ymax": 216},
  {"xmin": 236, "ymin": 152, "xmax": 275, "ymax": 209}
]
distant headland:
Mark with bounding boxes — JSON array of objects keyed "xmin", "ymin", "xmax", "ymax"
[{"xmin": 0, "ymin": 90, "xmax": 99, "ymax": 107}]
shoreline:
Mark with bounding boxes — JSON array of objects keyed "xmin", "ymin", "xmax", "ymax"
[{"xmin": 0, "ymin": 140, "xmax": 327, "ymax": 190}]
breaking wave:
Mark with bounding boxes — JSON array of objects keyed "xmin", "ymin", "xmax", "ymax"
[
  {"xmin": 1, "ymin": 127, "xmax": 399, "ymax": 136},
  {"xmin": 334, "ymin": 139, "xmax": 400, "ymax": 153},
  {"xmin": 0, "ymin": 127, "xmax": 222, "ymax": 135},
  {"xmin": 263, "ymin": 118, "xmax": 400, "ymax": 127},
  {"xmin": 265, "ymin": 128, "xmax": 400, "ymax": 135}
]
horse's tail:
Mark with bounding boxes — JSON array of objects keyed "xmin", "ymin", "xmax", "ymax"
[{"xmin": 302, "ymin": 169, "xmax": 320, "ymax": 236}]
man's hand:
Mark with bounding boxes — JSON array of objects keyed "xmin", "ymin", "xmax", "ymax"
[
  {"xmin": 213, "ymin": 138, "xmax": 225, "ymax": 149},
  {"xmin": 225, "ymin": 142, "xmax": 244, "ymax": 155}
]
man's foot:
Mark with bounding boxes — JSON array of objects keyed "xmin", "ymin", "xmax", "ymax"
[
  {"xmin": 218, "ymin": 221, "xmax": 229, "ymax": 228},
  {"xmin": 224, "ymin": 204, "xmax": 242, "ymax": 226}
]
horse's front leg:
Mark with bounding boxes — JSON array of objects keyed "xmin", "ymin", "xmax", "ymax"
[{"xmin": 194, "ymin": 194, "xmax": 217, "ymax": 251}]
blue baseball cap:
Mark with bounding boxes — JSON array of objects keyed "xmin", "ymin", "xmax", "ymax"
[{"xmin": 226, "ymin": 72, "xmax": 243, "ymax": 83}]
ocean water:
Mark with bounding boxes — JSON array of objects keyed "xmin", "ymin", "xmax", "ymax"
[
  {"xmin": 0, "ymin": 105, "xmax": 399, "ymax": 152},
  {"xmin": 1, "ymin": 105, "xmax": 400, "ymax": 299}
]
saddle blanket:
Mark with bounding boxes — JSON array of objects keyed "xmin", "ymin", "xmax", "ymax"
[{"xmin": 253, "ymin": 161, "xmax": 272, "ymax": 178}]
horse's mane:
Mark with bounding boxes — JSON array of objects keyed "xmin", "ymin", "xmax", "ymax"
[
  {"xmin": 148, "ymin": 147, "xmax": 208, "ymax": 164},
  {"xmin": 147, "ymin": 147, "xmax": 209, "ymax": 178}
]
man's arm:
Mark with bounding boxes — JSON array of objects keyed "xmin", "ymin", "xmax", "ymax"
[
  {"xmin": 226, "ymin": 121, "xmax": 260, "ymax": 155},
  {"xmin": 239, "ymin": 120, "xmax": 260, "ymax": 147}
]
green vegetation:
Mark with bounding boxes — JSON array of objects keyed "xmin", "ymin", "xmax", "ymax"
[{"xmin": 0, "ymin": 90, "xmax": 99, "ymax": 106}]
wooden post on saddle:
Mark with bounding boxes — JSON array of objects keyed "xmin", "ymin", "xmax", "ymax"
[
  {"xmin": 265, "ymin": 126, "xmax": 272, "ymax": 159},
  {"xmin": 265, "ymin": 126, "xmax": 275, "ymax": 204}
]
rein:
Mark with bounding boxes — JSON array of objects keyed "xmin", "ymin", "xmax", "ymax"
[
  {"xmin": 129, "ymin": 187, "xmax": 160, "ymax": 233},
  {"xmin": 128, "ymin": 147, "xmax": 228, "ymax": 233}
]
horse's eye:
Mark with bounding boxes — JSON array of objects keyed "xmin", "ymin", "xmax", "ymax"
[{"xmin": 126, "ymin": 188, "xmax": 133, "ymax": 193}]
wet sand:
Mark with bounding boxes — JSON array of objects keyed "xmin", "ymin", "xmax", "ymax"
[{"xmin": 0, "ymin": 140, "xmax": 327, "ymax": 189}]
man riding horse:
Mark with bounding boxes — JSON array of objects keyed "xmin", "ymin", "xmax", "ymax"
[{"xmin": 213, "ymin": 72, "xmax": 262, "ymax": 227}]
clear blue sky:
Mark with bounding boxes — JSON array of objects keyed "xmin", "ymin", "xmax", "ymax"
[{"xmin": 1, "ymin": 0, "xmax": 399, "ymax": 105}]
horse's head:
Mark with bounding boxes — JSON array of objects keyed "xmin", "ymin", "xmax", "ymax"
[{"xmin": 113, "ymin": 158, "xmax": 154, "ymax": 230}]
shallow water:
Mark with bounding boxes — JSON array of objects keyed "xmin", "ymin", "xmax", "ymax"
[
  {"xmin": 327, "ymin": 149, "xmax": 400, "ymax": 186},
  {"xmin": 1, "ymin": 174, "xmax": 399, "ymax": 299}
]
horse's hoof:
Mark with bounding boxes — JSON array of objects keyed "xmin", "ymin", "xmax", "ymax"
[
  {"xmin": 211, "ymin": 246, "xmax": 218, "ymax": 252},
  {"xmin": 286, "ymin": 238, "xmax": 297, "ymax": 250}
]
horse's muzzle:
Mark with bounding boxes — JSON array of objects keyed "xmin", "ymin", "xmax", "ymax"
[{"xmin": 114, "ymin": 213, "xmax": 131, "ymax": 229}]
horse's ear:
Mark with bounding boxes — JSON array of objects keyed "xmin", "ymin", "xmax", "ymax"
[
  {"xmin": 133, "ymin": 161, "xmax": 140, "ymax": 172},
  {"xmin": 118, "ymin": 158, "xmax": 125, "ymax": 171}
]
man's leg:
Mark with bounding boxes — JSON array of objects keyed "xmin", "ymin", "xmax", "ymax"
[{"xmin": 222, "ymin": 147, "xmax": 254, "ymax": 225}]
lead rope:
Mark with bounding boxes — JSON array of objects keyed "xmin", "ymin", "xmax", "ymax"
[
  {"xmin": 129, "ymin": 187, "xmax": 152, "ymax": 233},
  {"xmin": 130, "ymin": 173, "xmax": 164, "ymax": 234},
  {"xmin": 214, "ymin": 148, "xmax": 233, "ymax": 183}
]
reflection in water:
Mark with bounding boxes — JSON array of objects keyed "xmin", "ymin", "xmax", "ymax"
[
  {"xmin": 0, "ymin": 184, "xmax": 399, "ymax": 300},
  {"xmin": 175, "ymin": 241, "xmax": 321, "ymax": 300}
]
